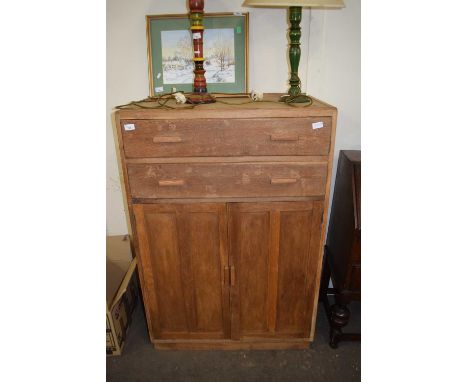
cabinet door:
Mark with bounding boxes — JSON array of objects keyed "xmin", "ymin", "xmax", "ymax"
[
  {"xmin": 133, "ymin": 203, "xmax": 230, "ymax": 340},
  {"xmin": 228, "ymin": 201, "xmax": 324, "ymax": 340}
]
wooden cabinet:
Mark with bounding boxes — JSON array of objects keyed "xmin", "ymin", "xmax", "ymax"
[{"xmin": 114, "ymin": 94, "xmax": 337, "ymax": 350}]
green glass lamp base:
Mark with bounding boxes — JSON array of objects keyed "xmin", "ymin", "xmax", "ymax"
[{"xmin": 280, "ymin": 94, "xmax": 312, "ymax": 104}]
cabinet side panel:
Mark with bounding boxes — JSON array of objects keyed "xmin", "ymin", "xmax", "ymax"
[{"xmin": 145, "ymin": 212, "xmax": 189, "ymax": 332}]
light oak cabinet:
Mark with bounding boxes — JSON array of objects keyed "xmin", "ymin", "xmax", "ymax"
[{"xmin": 114, "ymin": 94, "xmax": 337, "ymax": 350}]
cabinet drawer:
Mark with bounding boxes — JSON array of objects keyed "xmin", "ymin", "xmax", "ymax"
[
  {"xmin": 120, "ymin": 118, "xmax": 331, "ymax": 158},
  {"xmin": 127, "ymin": 162, "xmax": 327, "ymax": 199}
]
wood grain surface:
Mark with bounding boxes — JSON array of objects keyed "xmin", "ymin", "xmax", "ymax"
[
  {"xmin": 228, "ymin": 201, "xmax": 324, "ymax": 340},
  {"xmin": 121, "ymin": 117, "xmax": 332, "ymax": 158},
  {"xmin": 133, "ymin": 203, "xmax": 230, "ymax": 340},
  {"xmin": 127, "ymin": 162, "xmax": 327, "ymax": 199}
]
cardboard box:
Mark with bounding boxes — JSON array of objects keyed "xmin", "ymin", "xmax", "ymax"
[{"xmin": 106, "ymin": 235, "xmax": 139, "ymax": 356}]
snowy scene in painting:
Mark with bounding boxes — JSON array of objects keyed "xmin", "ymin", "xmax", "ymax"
[{"xmin": 161, "ymin": 28, "xmax": 235, "ymax": 85}]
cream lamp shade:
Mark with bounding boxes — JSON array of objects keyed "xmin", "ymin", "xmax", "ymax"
[{"xmin": 242, "ymin": 0, "xmax": 344, "ymax": 8}]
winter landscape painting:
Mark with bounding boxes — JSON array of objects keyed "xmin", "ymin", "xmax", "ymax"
[
  {"xmin": 147, "ymin": 13, "xmax": 248, "ymax": 95},
  {"xmin": 161, "ymin": 28, "xmax": 235, "ymax": 85}
]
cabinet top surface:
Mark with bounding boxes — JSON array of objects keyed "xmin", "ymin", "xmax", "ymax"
[{"xmin": 115, "ymin": 93, "xmax": 337, "ymax": 120}]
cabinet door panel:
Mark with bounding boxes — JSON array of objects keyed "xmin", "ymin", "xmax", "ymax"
[
  {"xmin": 276, "ymin": 209, "xmax": 320, "ymax": 334},
  {"xmin": 145, "ymin": 211, "xmax": 188, "ymax": 332},
  {"xmin": 230, "ymin": 210, "xmax": 271, "ymax": 337},
  {"xmin": 228, "ymin": 201, "xmax": 324, "ymax": 340},
  {"xmin": 134, "ymin": 203, "xmax": 230, "ymax": 340},
  {"xmin": 183, "ymin": 211, "xmax": 225, "ymax": 332}
]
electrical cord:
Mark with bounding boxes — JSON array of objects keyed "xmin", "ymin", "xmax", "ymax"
[
  {"xmin": 115, "ymin": 92, "xmax": 195, "ymax": 110},
  {"xmin": 115, "ymin": 91, "xmax": 313, "ymax": 109}
]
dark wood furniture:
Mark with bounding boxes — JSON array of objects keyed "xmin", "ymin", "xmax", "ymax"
[
  {"xmin": 114, "ymin": 94, "xmax": 337, "ymax": 350},
  {"xmin": 320, "ymin": 150, "xmax": 361, "ymax": 348}
]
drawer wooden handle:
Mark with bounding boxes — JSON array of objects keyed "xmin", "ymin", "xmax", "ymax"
[
  {"xmin": 153, "ymin": 136, "xmax": 182, "ymax": 143},
  {"xmin": 270, "ymin": 134, "xmax": 299, "ymax": 142},
  {"xmin": 270, "ymin": 178, "xmax": 298, "ymax": 185},
  {"xmin": 158, "ymin": 179, "xmax": 185, "ymax": 187}
]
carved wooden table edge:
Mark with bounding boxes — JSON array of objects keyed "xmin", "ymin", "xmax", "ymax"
[{"xmin": 320, "ymin": 245, "xmax": 361, "ymax": 348}]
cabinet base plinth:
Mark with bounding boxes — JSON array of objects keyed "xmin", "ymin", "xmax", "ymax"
[{"xmin": 153, "ymin": 340, "xmax": 310, "ymax": 351}]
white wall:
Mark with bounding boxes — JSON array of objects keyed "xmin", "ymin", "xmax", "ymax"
[
  {"xmin": 106, "ymin": 0, "xmax": 360, "ymax": 234},
  {"xmin": 306, "ymin": 0, "xmax": 361, "ymax": 218}
]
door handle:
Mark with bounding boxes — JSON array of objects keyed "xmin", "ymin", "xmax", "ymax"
[
  {"xmin": 224, "ymin": 266, "xmax": 236, "ymax": 286},
  {"xmin": 230, "ymin": 266, "xmax": 235, "ymax": 286},
  {"xmin": 224, "ymin": 266, "xmax": 230, "ymax": 286}
]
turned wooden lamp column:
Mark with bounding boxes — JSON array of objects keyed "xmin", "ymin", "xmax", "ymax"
[
  {"xmin": 186, "ymin": 0, "xmax": 216, "ymax": 104},
  {"xmin": 242, "ymin": 0, "xmax": 344, "ymax": 103}
]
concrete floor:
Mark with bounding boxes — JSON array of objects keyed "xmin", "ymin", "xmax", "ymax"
[{"xmin": 107, "ymin": 301, "xmax": 360, "ymax": 381}]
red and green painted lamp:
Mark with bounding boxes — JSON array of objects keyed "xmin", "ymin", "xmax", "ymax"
[
  {"xmin": 242, "ymin": 0, "xmax": 344, "ymax": 103},
  {"xmin": 186, "ymin": 0, "xmax": 216, "ymax": 104}
]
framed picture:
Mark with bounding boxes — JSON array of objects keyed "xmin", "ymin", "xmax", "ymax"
[{"xmin": 146, "ymin": 13, "xmax": 249, "ymax": 97}]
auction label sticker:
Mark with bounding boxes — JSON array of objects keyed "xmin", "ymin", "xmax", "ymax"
[{"xmin": 312, "ymin": 121, "xmax": 324, "ymax": 130}]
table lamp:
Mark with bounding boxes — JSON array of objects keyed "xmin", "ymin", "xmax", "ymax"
[
  {"xmin": 242, "ymin": 0, "xmax": 344, "ymax": 103},
  {"xmin": 186, "ymin": 0, "xmax": 216, "ymax": 104}
]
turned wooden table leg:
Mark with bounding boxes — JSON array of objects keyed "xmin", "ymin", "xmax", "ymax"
[{"xmin": 329, "ymin": 301, "xmax": 351, "ymax": 348}]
